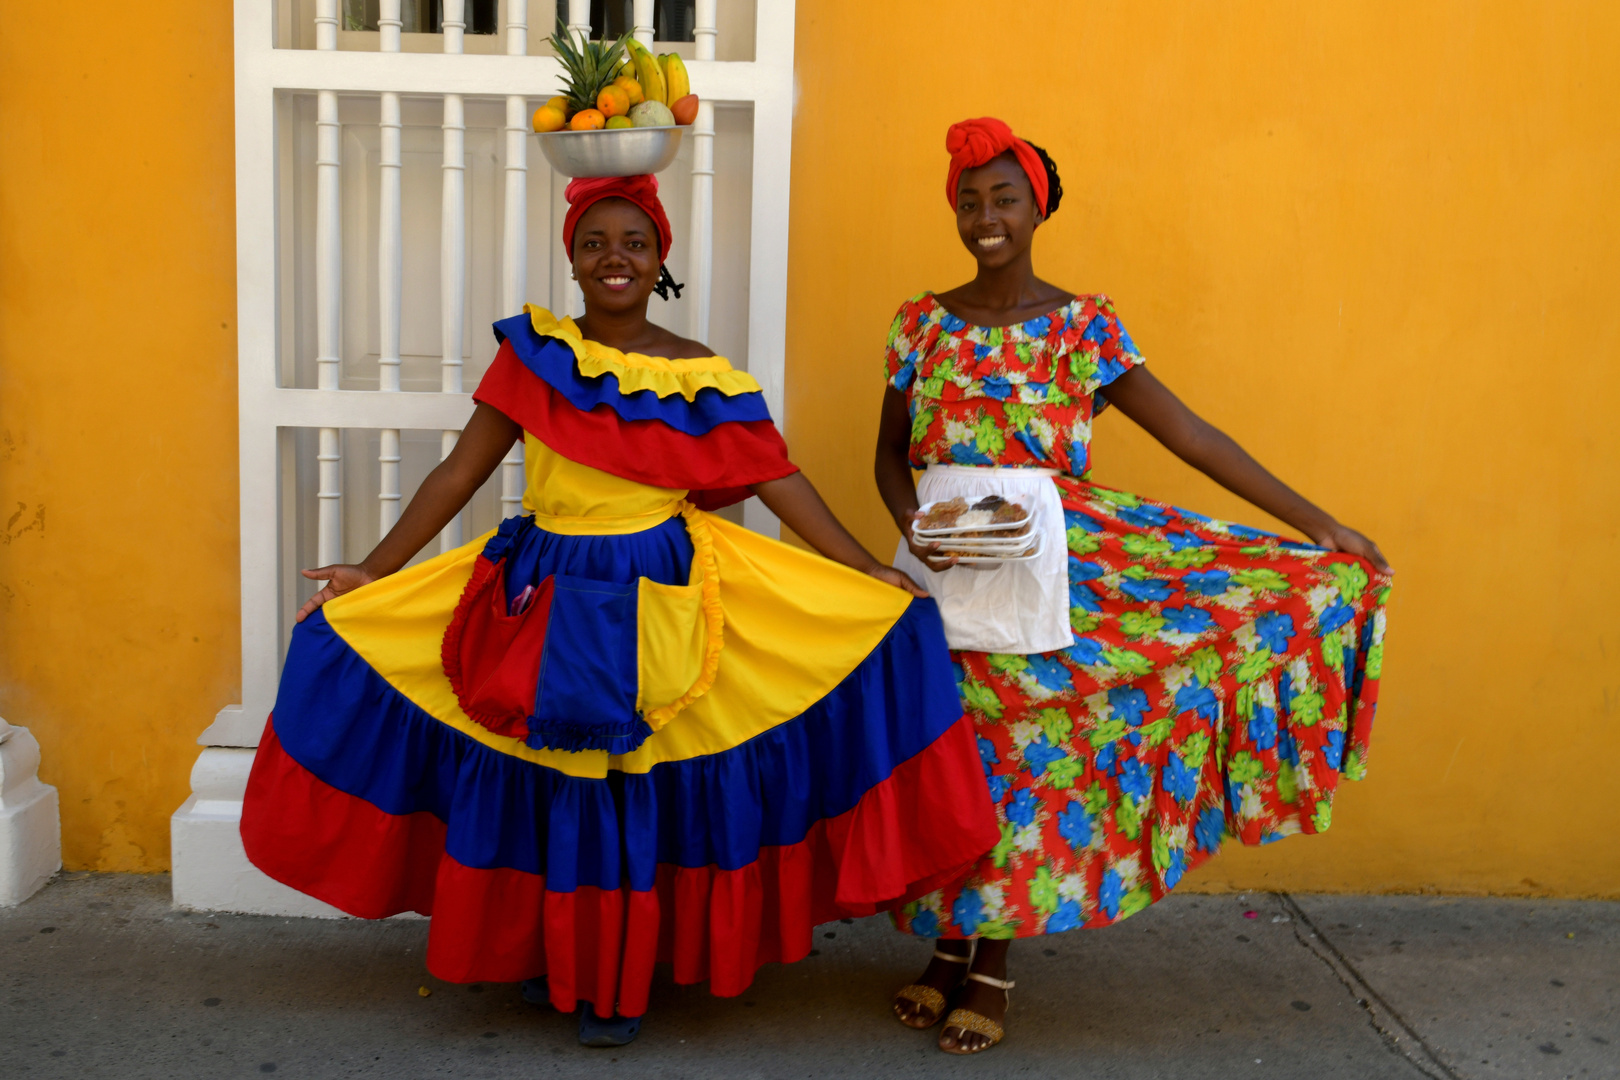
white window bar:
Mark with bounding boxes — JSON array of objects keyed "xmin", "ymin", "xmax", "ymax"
[
  {"xmin": 315, "ymin": 0, "xmax": 343, "ymax": 568},
  {"xmin": 567, "ymin": 0, "xmax": 589, "ymax": 40},
  {"xmin": 632, "ymin": 0, "xmax": 654, "ymax": 45},
  {"xmin": 689, "ymin": 0, "xmax": 716, "ymax": 345},
  {"xmin": 378, "ymin": 0, "xmax": 404, "ymax": 537},
  {"xmin": 499, "ymin": 0, "xmax": 529, "ymax": 520},
  {"xmin": 440, "ymin": 0, "xmax": 468, "ymax": 551}
]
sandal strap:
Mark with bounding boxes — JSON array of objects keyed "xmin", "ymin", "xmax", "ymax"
[
  {"xmin": 942, "ymin": 1007, "xmax": 1005, "ymax": 1047},
  {"xmin": 894, "ymin": 983, "xmax": 947, "ymax": 1017},
  {"xmin": 932, "ymin": 947, "xmax": 973, "ymax": 964},
  {"xmin": 965, "ymin": 972, "xmax": 1015, "ymax": 993}
]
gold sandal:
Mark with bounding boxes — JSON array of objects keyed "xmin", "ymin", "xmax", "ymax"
[
  {"xmin": 892, "ymin": 945, "xmax": 976, "ymax": 1029},
  {"xmin": 940, "ymin": 972, "xmax": 1015, "ymax": 1054}
]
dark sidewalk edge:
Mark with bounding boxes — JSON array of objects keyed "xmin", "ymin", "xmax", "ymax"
[{"xmin": 1279, "ymin": 892, "xmax": 1463, "ymax": 1080}]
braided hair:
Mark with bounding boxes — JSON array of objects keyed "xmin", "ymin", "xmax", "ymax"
[
  {"xmin": 653, "ymin": 264, "xmax": 684, "ymax": 301},
  {"xmin": 1021, "ymin": 140, "xmax": 1064, "ymax": 220}
]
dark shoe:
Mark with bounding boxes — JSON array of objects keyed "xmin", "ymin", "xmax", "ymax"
[
  {"xmin": 578, "ymin": 1007, "xmax": 642, "ymax": 1047},
  {"xmin": 520, "ymin": 977, "xmax": 548, "ymax": 1006}
]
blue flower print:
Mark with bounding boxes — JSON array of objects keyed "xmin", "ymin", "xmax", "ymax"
[
  {"xmin": 1082, "ymin": 314, "xmax": 1112, "ymax": 345},
  {"xmin": 981, "ymin": 375, "xmax": 1013, "ymax": 400},
  {"xmin": 1099, "ymin": 868, "xmax": 1124, "ymax": 920},
  {"xmin": 939, "ymin": 311, "xmax": 967, "ymax": 334},
  {"xmin": 1317, "ymin": 599, "xmax": 1356, "ymax": 636},
  {"xmin": 1014, "ymin": 429, "xmax": 1048, "ymax": 460},
  {"xmin": 1277, "ymin": 729, "xmax": 1299, "ymax": 765},
  {"xmin": 1163, "ymin": 752, "xmax": 1198, "ymax": 803},
  {"xmin": 1194, "ymin": 806, "xmax": 1227, "ymax": 852},
  {"xmin": 1022, "ymin": 314, "xmax": 1053, "ymax": 338},
  {"xmin": 1023, "ymin": 735, "xmax": 1068, "ymax": 777},
  {"xmin": 1161, "ymin": 605, "xmax": 1216, "ymax": 636},
  {"xmin": 1279, "ymin": 670, "xmax": 1294, "ymax": 709},
  {"xmin": 952, "ymin": 888, "xmax": 985, "ymax": 934},
  {"xmin": 1254, "ymin": 611, "xmax": 1296, "ymax": 653},
  {"xmin": 974, "ymin": 343, "xmax": 995, "ymax": 361},
  {"xmin": 1183, "ymin": 569, "xmax": 1231, "ymax": 597},
  {"xmin": 1323, "ymin": 729, "xmax": 1346, "ymax": 770},
  {"xmin": 1117, "ymin": 502, "xmax": 1170, "ymax": 529},
  {"xmin": 949, "ymin": 441, "xmax": 994, "ymax": 466},
  {"xmin": 1024, "ymin": 380, "xmax": 1050, "ymax": 399},
  {"xmin": 1025, "ymin": 655, "xmax": 1074, "ymax": 692},
  {"xmin": 1226, "ymin": 524, "xmax": 1275, "ymax": 540},
  {"xmin": 1175, "ymin": 683, "xmax": 1220, "ymax": 721},
  {"xmin": 891, "ymin": 350, "xmax": 919, "ymax": 389},
  {"xmin": 1176, "ymin": 507, "xmax": 1211, "ymax": 523},
  {"xmin": 1046, "ymin": 898, "xmax": 1084, "ymax": 933},
  {"xmin": 1066, "ymin": 636, "xmax": 1106, "ymax": 666},
  {"xmin": 987, "ymin": 774, "xmax": 1015, "ymax": 802},
  {"xmin": 1006, "ymin": 787, "xmax": 1039, "ymax": 829},
  {"xmin": 910, "ymin": 908, "xmax": 940, "ymax": 938},
  {"xmin": 1069, "ymin": 578, "xmax": 1102, "ymax": 613},
  {"xmin": 1068, "ymin": 441, "xmax": 1090, "ymax": 475},
  {"xmin": 1118, "ymin": 756, "xmax": 1153, "ymax": 799},
  {"xmin": 1117, "ymin": 325, "xmax": 1140, "ymax": 356},
  {"xmin": 1094, "ymin": 741, "xmax": 1120, "ymax": 775},
  {"xmin": 1072, "ymin": 559, "xmax": 1106, "ymax": 581},
  {"xmin": 1108, "ymin": 686, "xmax": 1151, "ymax": 726},
  {"xmin": 1065, "ymin": 510, "xmax": 1104, "ymax": 533},
  {"xmin": 1057, "ymin": 802, "xmax": 1093, "ymax": 850},
  {"xmin": 1163, "ymin": 847, "xmax": 1186, "ymax": 889},
  {"xmin": 977, "ymin": 736, "xmax": 1000, "ymax": 773},
  {"xmin": 1119, "ymin": 576, "xmax": 1177, "ymax": 603},
  {"xmin": 1165, "ymin": 530, "xmax": 1205, "ymax": 552},
  {"xmin": 1096, "ymin": 355, "xmax": 1128, "ymax": 385},
  {"xmin": 952, "ymin": 661, "xmax": 967, "ymax": 687},
  {"xmin": 1248, "ymin": 703, "xmax": 1278, "ymax": 750}
]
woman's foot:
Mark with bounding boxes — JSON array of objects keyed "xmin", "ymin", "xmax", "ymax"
[
  {"xmin": 939, "ymin": 940, "xmax": 1012, "ymax": 1054},
  {"xmin": 892, "ymin": 940, "xmax": 974, "ymax": 1029},
  {"xmin": 578, "ymin": 1007, "xmax": 641, "ymax": 1047}
]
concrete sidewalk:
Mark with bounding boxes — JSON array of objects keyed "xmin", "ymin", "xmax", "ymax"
[{"xmin": 1, "ymin": 874, "xmax": 1614, "ymax": 1080}]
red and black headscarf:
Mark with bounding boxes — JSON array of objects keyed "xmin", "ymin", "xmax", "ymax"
[
  {"xmin": 562, "ymin": 174, "xmax": 683, "ymax": 300},
  {"xmin": 944, "ymin": 117, "xmax": 1051, "ymax": 217}
]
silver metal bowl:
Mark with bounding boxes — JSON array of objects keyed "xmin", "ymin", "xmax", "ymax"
[{"xmin": 535, "ymin": 126, "xmax": 685, "ymax": 178}]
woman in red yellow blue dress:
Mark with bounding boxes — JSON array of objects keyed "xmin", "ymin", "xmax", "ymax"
[{"xmin": 240, "ymin": 174, "xmax": 998, "ymax": 1047}]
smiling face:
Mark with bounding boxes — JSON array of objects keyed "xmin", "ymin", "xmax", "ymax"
[
  {"xmin": 954, "ymin": 153, "xmax": 1044, "ymax": 269},
  {"xmin": 571, "ymin": 197, "xmax": 662, "ymax": 314}
]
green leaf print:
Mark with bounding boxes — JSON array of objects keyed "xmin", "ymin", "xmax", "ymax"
[
  {"xmin": 1228, "ymin": 751, "xmax": 1263, "ymax": 785},
  {"xmin": 1122, "ymin": 534, "xmax": 1173, "ymax": 560},
  {"xmin": 1036, "ymin": 708, "xmax": 1074, "ymax": 746},
  {"xmin": 1321, "ymin": 631, "xmax": 1345, "ymax": 673},
  {"xmin": 1151, "ymin": 826, "xmax": 1172, "ymax": 873},
  {"xmin": 1069, "ymin": 352, "xmax": 1099, "ymax": 383},
  {"xmin": 1312, "ymin": 800, "xmax": 1333, "ymax": 832},
  {"xmin": 1179, "ymin": 729, "xmax": 1212, "ymax": 772},
  {"xmin": 1276, "ymin": 760, "xmax": 1299, "ymax": 805},
  {"xmin": 972, "ymin": 416, "xmax": 1007, "ymax": 458},
  {"xmin": 917, "ymin": 374, "xmax": 947, "ymax": 402},
  {"xmin": 1028, "ymin": 865, "xmax": 1060, "ymax": 915},
  {"xmin": 1103, "ymin": 647, "xmax": 1155, "ymax": 678},
  {"xmin": 960, "ymin": 678, "xmax": 1005, "ymax": 720},
  {"xmin": 1119, "ymin": 888, "xmax": 1155, "ymax": 920},
  {"xmin": 1233, "ymin": 567, "xmax": 1291, "ymax": 593},
  {"xmin": 1087, "ymin": 718, "xmax": 1128, "ymax": 748},
  {"xmin": 986, "ymin": 327, "xmax": 1004, "ymax": 348},
  {"xmin": 1070, "ymin": 609, "xmax": 1103, "ymax": 634},
  {"xmin": 1082, "ymin": 780, "xmax": 1110, "ymax": 817},
  {"xmin": 1365, "ymin": 642, "xmax": 1384, "ymax": 680},
  {"xmin": 987, "ymin": 653, "xmax": 1029, "ymax": 678},
  {"xmin": 1066, "ymin": 527, "xmax": 1102, "ymax": 555},
  {"xmin": 1240, "ymin": 544, "xmax": 1272, "ymax": 558},
  {"xmin": 1291, "ymin": 688, "xmax": 1325, "ymax": 727},
  {"xmin": 1328, "ymin": 561, "xmax": 1370, "ymax": 605},
  {"xmin": 1046, "ymin": 383, "xmax": 1073, "ymax": 407},
  {"xmin": 1014, "ymin": 342, "xmax": 1034, "ymax": 368},
  {"xmin": 1003, "ymin": 402, "xmax": 1037, "ymax": 431},
  {"xmin": 1118, "ymin": 612, "xmax": 1167, "ymax": 639},
  {"xmin": 1044, "ymin": 757, "xmax": 1084, "ymax": 790},
  {"xmin": 1122, "ymin": 564, "xmax": 1152, "ymax": 581},
  {"xmin": 909, "ymin": 405, "xmax": 936, "ymax": 445},
  {"xmin": 1344, "ymin": 746, "xmax": 1368, "ymax": 782},
  {"xmin": 1091, "ymin": 487, "xmax": 1140, "ymax": 508},
  {"xmin": 1164, "ymin": 546, "xmax": 1218, "ymax": 569},
  {"xmin": 991, "ymin": 821, "xmax": 1016, "ymax": 869},
  {"xmin": 1190, "ymin": 647, "xmax": 1223, "ymax": 687},
  {"xmin": 1139, "ymin": 715, "xmax": 1175, "ymax": 747},
  {"xmin": 1233, "ymin": 649, "xmax": 1275, "ymax": 685},
  {"xmin": 976, "ymin": 918, "xmax": 1019, "ymax": 940},
  {"xmin": 1115, "ymin": 794, "xmax": 1143, "ymax": 840}
]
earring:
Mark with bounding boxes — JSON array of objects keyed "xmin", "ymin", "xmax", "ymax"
[{"xmin": 569, "ymin": 271, "xmax": 577, "ymax": 280}]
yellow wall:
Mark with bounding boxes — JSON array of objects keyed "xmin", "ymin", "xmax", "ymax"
[
  {"xmin": 0, "ymin": 10, "xmax": 240, "ymax": 870},
  {"xmin": 3, "ymin": 3, "xmax": 1616, "ymax": 896},
  {"xmin": 786, "ymin": 1, "xmax": 1620, "ymax": 897}
]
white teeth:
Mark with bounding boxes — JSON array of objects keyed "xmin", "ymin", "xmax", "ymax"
[
  {"xmin": 603, "ymin": 277, "xmax": 631, "ymax": 285},
  {"xmin": 976, "ymin": 236, "xmax": 1007, "ymax": 248}
]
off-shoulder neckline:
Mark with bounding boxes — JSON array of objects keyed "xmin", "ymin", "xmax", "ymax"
[{"xmin": 921, "ymin": 290, "xmax": 1089, "ymax": 332}]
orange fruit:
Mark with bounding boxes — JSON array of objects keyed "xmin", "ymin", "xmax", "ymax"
[
  {"xmin": 613, "ymin": 75, "xmax": 645, "ymax": 107},
  {"xmin": 545, "ymin": 95, "xmax": 569, "ymax": 114},
  {"xmin": 532, "ymin": 105, "xmax": 566, "ymax": 133},
  {"xmin": 569, "ymin": 108, "xmax": 606, "ymax": 131},
  {"xmin": 670, "ymin": 93, "xmax": 699, "ymax": 126},
  {"xmin": 606, "ymin": 115, "xmax": 633, "ymax": 129},
  {"xmin": 596, "ymin": 85, "xmax": 630, "ymax": 119}
]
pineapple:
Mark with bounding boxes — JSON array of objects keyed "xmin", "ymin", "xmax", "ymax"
[{"xmin": 548, "ymin": 18, "xmax": 631, "ymax": 117}]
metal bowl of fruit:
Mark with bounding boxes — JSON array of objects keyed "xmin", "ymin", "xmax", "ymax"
[
  {"xmin": 535, "ymin": 124, "xmax": 685, "ymax": 178},
  {"xmin": 535, "ymin": 24, "xmax": 696, "ymax": 177}
]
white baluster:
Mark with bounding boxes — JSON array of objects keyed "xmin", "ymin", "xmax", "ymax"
[
  {"xmin": 688, "ymin": 0, "xmax": 717, "ymax": 344},
  {"xmin": 315, "ymin": 1, "xmax": 343, "ymax": 567},
  {"xmin": 377, "ymin": 0, "xmax": 404, "ymax": 537},
  {"xmin": 440, "ymin": 0, "xmax": 467, "ymax": 551},
  {"xmin": 500, "ymin": 2, "xmax": 529, "ymax": 521},
  {"xmin": 567, "ymin": 0, "xmax": 590, "ymax": 40},
  {"xmin": 632, "ymin": 0, "xmax": 654, "ymax": 46}
]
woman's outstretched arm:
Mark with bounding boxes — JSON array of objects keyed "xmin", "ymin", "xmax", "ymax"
[
  {"xmin": 1100, "ymin": 366, "xmax": 1391, "ymax": 573},
  {"xmin": 295, "ymin": 403, "xmax": 522, "ymax": 621},
  {"xmin": 750, "ymin": 470, "xmax": 930, "ymax": 598}
]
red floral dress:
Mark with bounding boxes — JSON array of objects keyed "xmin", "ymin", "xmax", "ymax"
[{"xmin": 886, "ymin": 292, "xmax": 1392, "ymax": 938}]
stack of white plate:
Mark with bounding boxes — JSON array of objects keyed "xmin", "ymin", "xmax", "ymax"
[{"xmin": 912, "ymin": 500, "xmax": 1042, "ymax": 564}]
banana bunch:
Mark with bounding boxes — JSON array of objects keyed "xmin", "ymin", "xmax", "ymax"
[{"xmin": 621, "ymin": 39, "xmax": 696, "ymax": 125}]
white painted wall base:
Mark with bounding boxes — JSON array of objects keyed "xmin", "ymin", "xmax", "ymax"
[
  {"xmin": 170, "ymin": 747, "xmax": 347, "ymax": 918},
  {"xmin": 0, "ymin": 718, "xmax": 62, "ymax": 906}
]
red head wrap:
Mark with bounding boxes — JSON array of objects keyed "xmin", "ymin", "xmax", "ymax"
[
  {"xmin": 944, "ymin": 117, "xmax": 1050, "ymax": 217},
  {"xmin": 562, "ymin": 174, "xmax": 674, "ymax": 262}
]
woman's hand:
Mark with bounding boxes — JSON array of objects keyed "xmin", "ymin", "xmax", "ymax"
[
  {"xmin": 296, "ymin": 564, "xmax": 378, "ymax": 622},
  {"xmin": 1311, "ymin": 523, "xmax": 1393, "ymax": 576},
  {"xmin": 902, "ymin": 509, "xmax": 959, "ymax": 572},
  {"xmin": 866, "ymin": 563, "xmax": 931, "ymax": 598}
]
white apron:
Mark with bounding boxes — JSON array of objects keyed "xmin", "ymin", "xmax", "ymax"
[{"xmin": 892, "ymin": 465, "xmax": 1074, "ymax": 655}]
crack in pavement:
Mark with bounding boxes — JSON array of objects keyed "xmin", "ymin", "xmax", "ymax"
[{"xmin": 1278, "ymin": 893, "xmax": 1464, "ymax": 1080}]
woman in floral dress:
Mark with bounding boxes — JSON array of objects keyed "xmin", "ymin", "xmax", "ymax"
[{"xmin": 876, "ymin": 118, "xmax": 1393, "ymax": 1055}]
